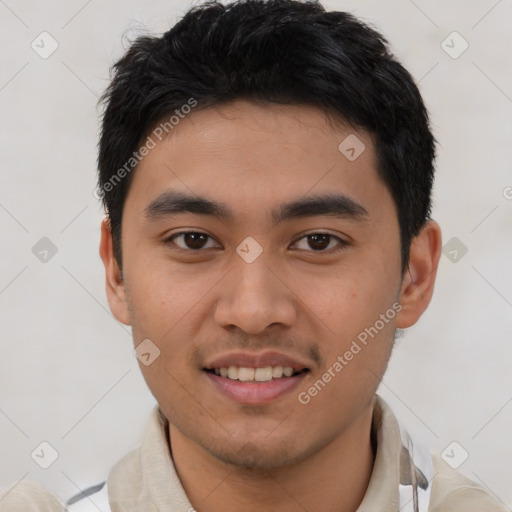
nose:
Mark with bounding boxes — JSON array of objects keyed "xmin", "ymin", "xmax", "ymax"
[{"xmin": 213, "ymin": 252, "xmax": 297, "ymax": 335}]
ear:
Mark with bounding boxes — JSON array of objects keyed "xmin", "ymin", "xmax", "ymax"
[
  {"xmin": 99, "ymin": 218, "xmax": 131, "ymax": 326},
  {"xmin": 396, "ymin": 219, "xmax": 442, "ymax": 329}
]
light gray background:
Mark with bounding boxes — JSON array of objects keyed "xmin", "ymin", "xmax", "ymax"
[{"xmin": 1, "ymin": 0, "xmax": 511, "ymax": 507}]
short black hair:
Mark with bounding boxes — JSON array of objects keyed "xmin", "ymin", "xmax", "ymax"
[{"xmin": 97, "ymin": 0, "xmax": 436, "ymax": 275}]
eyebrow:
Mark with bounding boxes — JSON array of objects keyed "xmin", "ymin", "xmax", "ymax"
[{"xmin": 143, "ymin": 190, "xmax": 369, "ymax": 226}]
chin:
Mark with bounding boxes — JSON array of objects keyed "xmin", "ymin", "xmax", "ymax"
[{"xmin": 200, "ymin": 435, "xmax": 317, "ymax": 471}]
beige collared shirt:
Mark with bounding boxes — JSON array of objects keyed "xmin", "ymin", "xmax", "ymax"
[{"xmin": 1, "ymin": 395, "xmax": 508, "ymax": 511}]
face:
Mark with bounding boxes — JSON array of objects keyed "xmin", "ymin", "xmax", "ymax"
[{"xmin": 101, "ymin": 100, "xmax": 433, "ymax": 470}]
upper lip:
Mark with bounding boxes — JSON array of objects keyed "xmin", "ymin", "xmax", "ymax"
[{"xmin": 203, "ymin": 351, "xmax": 310, "ymax": 372}]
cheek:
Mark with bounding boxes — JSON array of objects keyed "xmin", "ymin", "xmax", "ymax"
[
  {"xmin": 125, "ymin": 262, "xmax": 210, "ymax": 337},
  {"xmin": 296, "ymin": 263, "xmax": 397, "ymax": 339},
  {"xmin": 294, "ymin": 262, "xmax": 398, "ymax": 393}
]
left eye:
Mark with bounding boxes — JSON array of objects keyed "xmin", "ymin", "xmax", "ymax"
[
  {"xmin": 292, "ymin": 233, "xmax": 347, "ymax": 252},
  {"xmin": 165, "ymin": 232, "xmax": 347, "ymax": 253}
]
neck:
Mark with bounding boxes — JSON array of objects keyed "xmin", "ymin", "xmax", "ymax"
[{"xmin": 168, "ymin": 400, "xmax": 376, "ymax": 512}]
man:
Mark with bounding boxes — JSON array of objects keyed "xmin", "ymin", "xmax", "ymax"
[{"xmin": 1, "ymin": 0, "xmax": 508, "ymax": 510}]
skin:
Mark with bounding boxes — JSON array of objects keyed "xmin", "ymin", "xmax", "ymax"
[{"xmin": 100, "ymin": 99, "xmax": 442, "ymax": 512}]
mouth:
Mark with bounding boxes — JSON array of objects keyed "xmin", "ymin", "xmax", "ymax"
[
  {"xmin": 204, "ymin": 365, "xmax": 308, "ymax": 381},
  {"xmin": 202, "ymin": 352, "xmax": 311, "ymax": 404}
]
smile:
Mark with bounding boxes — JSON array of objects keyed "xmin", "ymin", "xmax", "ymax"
[{"xmin": 206, "ymin": 365, "xmax": 306, "ymax": 381}]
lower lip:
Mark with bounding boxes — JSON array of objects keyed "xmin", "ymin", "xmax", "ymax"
[{"xmin": 204, "ymin": 371, "xmax": 308, "ymax": 405}]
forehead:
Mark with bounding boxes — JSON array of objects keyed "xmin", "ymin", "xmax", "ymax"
[{"xmin": 124, "ymin": 100, "xmax": 390, "ymax": 224}]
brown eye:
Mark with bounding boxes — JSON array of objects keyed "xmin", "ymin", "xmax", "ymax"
[
  {"xmin": 166, "ymin": 232, "xmax": 219, "ymax": 251},
  {"xmin": 292, "ymin": 233, "xmax": 347, "ymax": 253},
  {"xmin": 164, "ymin": 231, "xmax": 348, "ymax": 254}
]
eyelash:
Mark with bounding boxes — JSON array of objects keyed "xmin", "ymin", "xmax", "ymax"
[{"xmin": 163, "ymin": 231, "xmax": 349, "ymax": 254}]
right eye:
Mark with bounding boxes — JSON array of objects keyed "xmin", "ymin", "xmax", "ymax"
[{"xmin": 164, "ymin": 231, "xmax": 221, "ymax": 252}]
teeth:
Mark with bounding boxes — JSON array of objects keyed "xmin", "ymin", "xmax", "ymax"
[
  {"xmin": 283, "ymin": 367, "xmax": 294, "ymax": 377},
  {"xmin": 228, "ymin": 366, "xmax": 238, "ymax": 379},
  {"xmin": 238, "ymin": 367, "xmax": 255, "ymax": 381},
  {"xmin": 255, "ymin": 367, "xmax": 273, "ymax": 382},
  {"xmin": 272, "ymin": 366, "xmax": 284, "ymax": 378},
  {"xmin": 212, "ymin": 365, "xmax": 299, "ymax": 381}
]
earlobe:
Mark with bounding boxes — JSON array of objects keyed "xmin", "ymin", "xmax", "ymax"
[
  {"xmin": 396, "ymin": 220, "xmax": 442, "ymax": 329},
  {"xmin": 99, "ymin": 218, "xmax": 131, "ymax": 326}
]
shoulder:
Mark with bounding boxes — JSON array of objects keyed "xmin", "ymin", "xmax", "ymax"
[
  {"xmin": 0, "ymin": 479, "xmax": 67, "ymax": 511},
  {"xmin": 430, "ymin": 453, "xmax": 510, "ymax": 511}
]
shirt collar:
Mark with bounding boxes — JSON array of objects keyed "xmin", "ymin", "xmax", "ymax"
[{"xmin": 356, "ymin": 394, "xmax": 402, "ymax": 511}]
